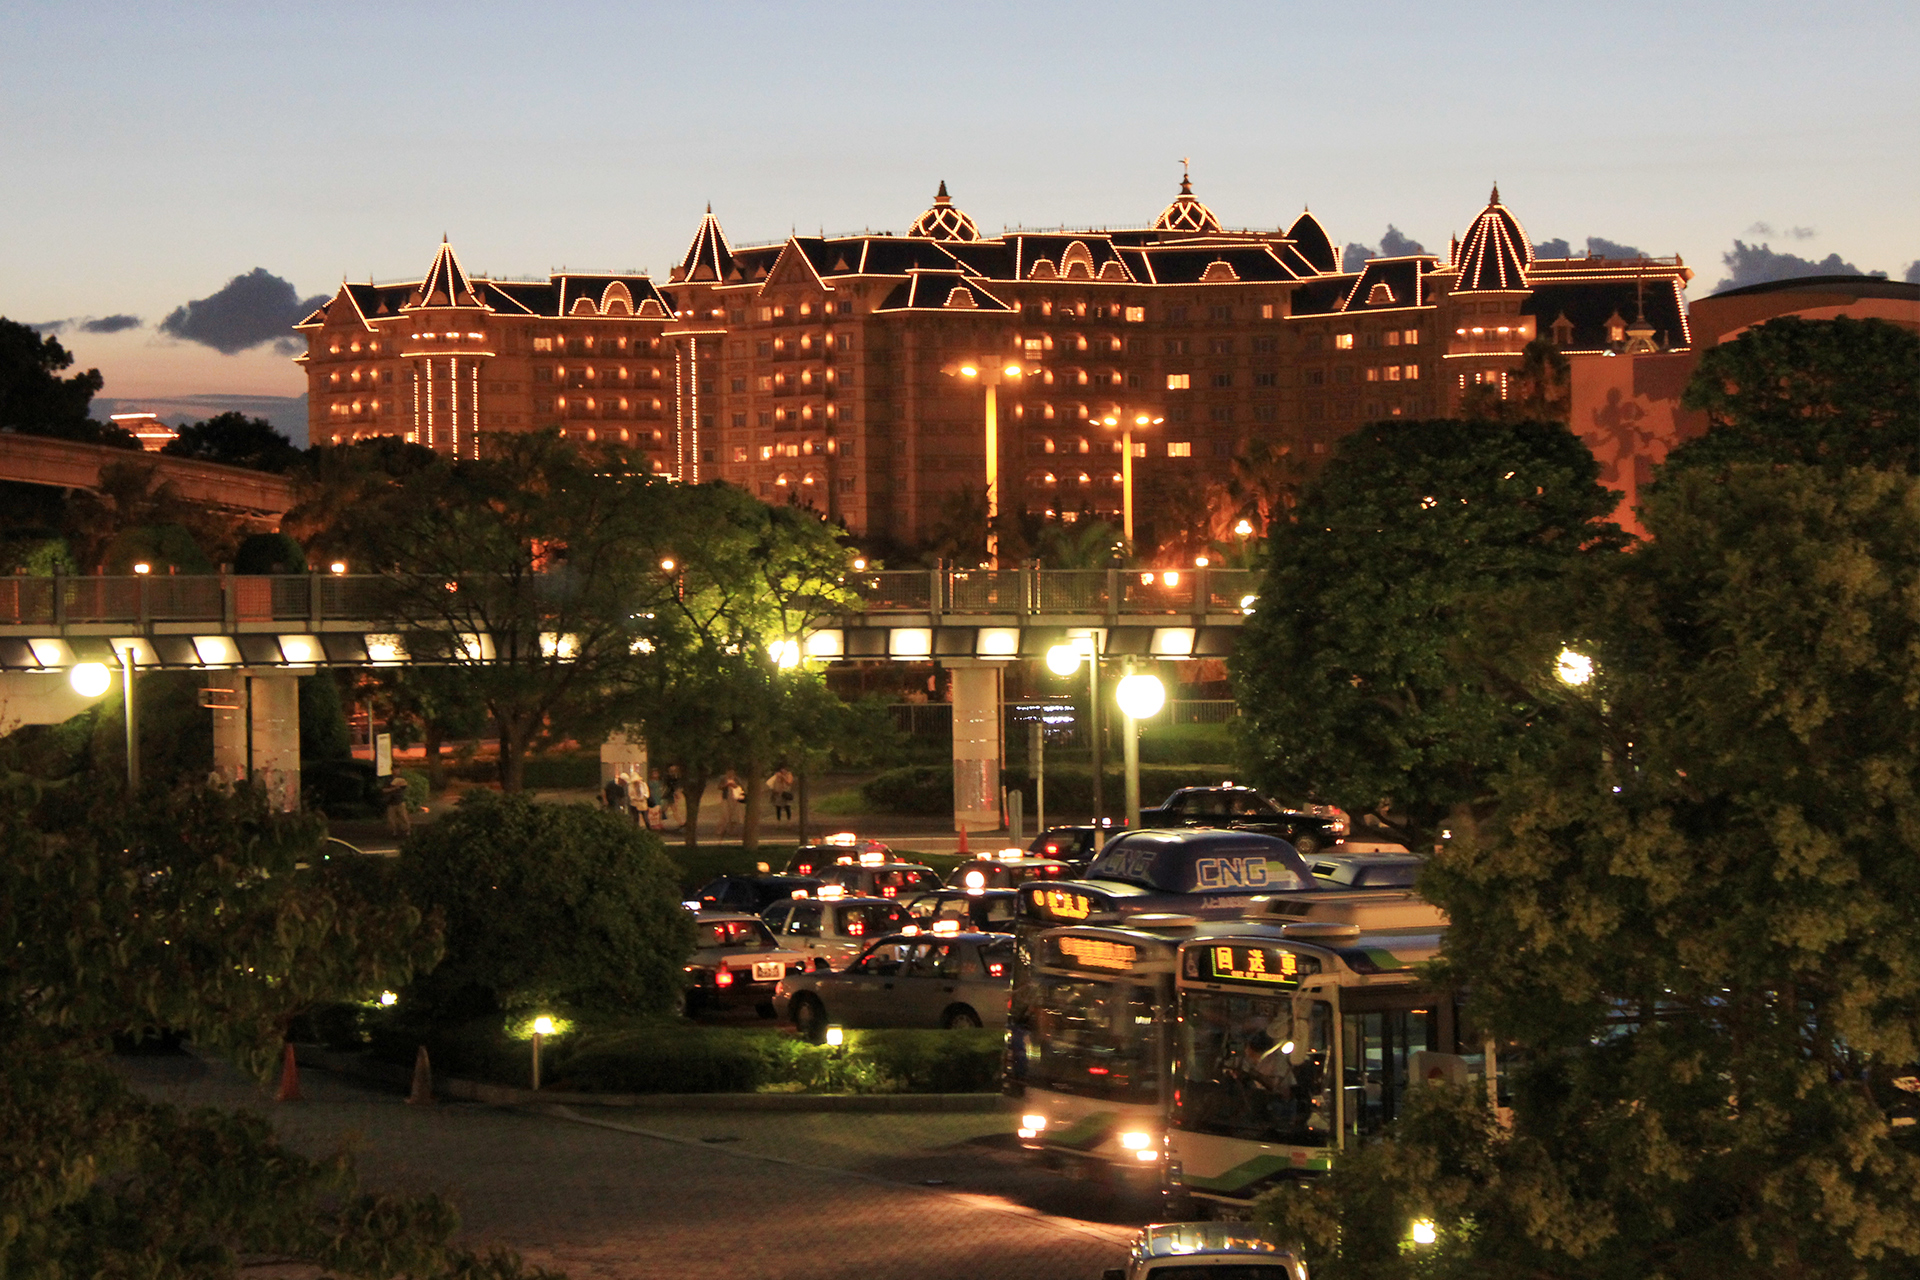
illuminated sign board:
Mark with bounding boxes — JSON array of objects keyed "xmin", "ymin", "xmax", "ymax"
[
  {"xmin": 1047, "ymin": 935, "xmax": 1139, "ymax": 972},
  {"xmin": 1189, "ymin": 944, "xmax": 1319, "ymax": 987},
  {"xmin": 1029, "ymin": 887, "xmax": 1100, "ymax": 921}
]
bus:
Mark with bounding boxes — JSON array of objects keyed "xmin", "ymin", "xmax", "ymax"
[
  {"xmin": 1008, "ymin": 918, "xmax": 1195, "ymax": 1182},
  {"xmin": 1162, "ymin": 920, "xmax": 1497, "ymax": 1212}
]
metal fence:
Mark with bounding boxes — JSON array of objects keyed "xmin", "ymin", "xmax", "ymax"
[{"xmin": 885, "ymin": 699, "xmax": 1239, "ymax": 742}]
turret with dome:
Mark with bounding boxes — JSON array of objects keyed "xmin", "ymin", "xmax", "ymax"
[
  {"xmin": 1151, "ymin": 165, "xmax": 1223, "ymax": 235},
  {"xmin": 907, "ymin": 181, "xmax": 981, "ymax": 242},
  {"xmin": 1452, "ymin": 184, "xmax": 1533, "ymax": 291}
]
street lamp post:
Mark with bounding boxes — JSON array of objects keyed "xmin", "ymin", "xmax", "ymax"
[
  {"xmin": 1114, "ymin": 670, "xmax": 1165, "ymax": 830},
  {"xmin": 943, "ymin": 360, "xmax": 1034, "ymax": 565},
  {"xmin": 1047, "ymin": 637, "xmax": 1104, "ymax": 828},
  {"xmin": 1099, "ymin": 411, "xmax": 1164, "ymax": 552}
]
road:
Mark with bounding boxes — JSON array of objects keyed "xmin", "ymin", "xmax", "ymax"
[{"xmin": 120, "ymin": 1054, "xmax": 1149, "ymax": 1280}]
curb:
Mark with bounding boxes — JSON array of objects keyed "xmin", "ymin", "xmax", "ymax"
[{"xmin": 291, "ymin": 1045, "xmax": 1005, "ymax": 1112}]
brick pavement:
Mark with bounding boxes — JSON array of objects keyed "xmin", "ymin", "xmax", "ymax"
[{"xmin": 119, "ymin": 1054, "xmax": 1139, "ymax": 1280}]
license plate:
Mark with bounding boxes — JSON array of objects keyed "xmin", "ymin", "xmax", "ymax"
[{"xmin": 753, "ymin": 961, "xmax": 785, "ymax": 982}]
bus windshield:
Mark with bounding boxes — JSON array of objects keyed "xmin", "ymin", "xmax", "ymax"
[
  {"xmin": 1174, "ymin": 991, "xmax": 1332, "ymax": 1147},
  {"xmin": 1028, "ymin": 974, "xmax": 1162, "ymax": 1104}
]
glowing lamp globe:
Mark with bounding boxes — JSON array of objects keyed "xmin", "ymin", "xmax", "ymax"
[
  {"xmin": 1555, "ymin": 648, "xmax": 1594, "ymax": 687},
  {"xmin": 532, "ymin": 1016, "xmax": 556, "ymax": 1036},
  {"xmin": 1045, "ymin": 644, "xmax": 1082, "ymax": 677},
  {"xmin": 1115, "ymin": 673, "xmax": 1165, "ymax": 720},
  {"xmin": 69, "ymin": 662, "xmax": 111, "ymax": 698}
]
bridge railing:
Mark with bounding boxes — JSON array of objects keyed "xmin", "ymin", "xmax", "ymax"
[{"xmin": 0, "ymin": 567, "xmax": 1259, "ymax": 629}]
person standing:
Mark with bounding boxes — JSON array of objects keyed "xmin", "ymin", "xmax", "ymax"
[
  {"xmin": 382, "ymin": 774, "xmax": 412, "ymax": 838},
  {"xmin": 603, "ymin": 772, "xmax": 628, "ymax": 817},
  {"xmin": 720, "ymin": 769, "xmax": 744, "ymax": 836},
  {"xmin": 766, "ymin": 766, "xmax": 795, "ymax": 823}
]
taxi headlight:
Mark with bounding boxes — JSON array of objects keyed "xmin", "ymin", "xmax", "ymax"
[
  {"xmin": 1135, "ymin": 1148, "xmax": 1160, "ymax": 1161},
  {"xmin": 1119, "ymin": 1130, "xmax": 1152, "ymax": 1150},
  {"xmin": 1022, "ymin": 1114, "xmax": 1047, "ymax": 1131}
]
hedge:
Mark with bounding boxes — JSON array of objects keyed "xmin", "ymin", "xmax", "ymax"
[{"xmin": 861, "ymin": 761, "xmax": 1244, "ymax": 817}]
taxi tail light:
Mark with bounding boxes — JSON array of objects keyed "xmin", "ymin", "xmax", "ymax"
[
  {"xmin": 847, "ymin": 920, "xmax": 864, "ymax": 937},
  {"xmin": 714, "ymin": 965, "xmax": 734, "ymax": 987},
  {"xmin": 881, "ymin": 886, "xmax": 896, "ymax": 898},
  {"xmin": 987, "ymin": 962, "xmax": 1007, "ymax": 978}
]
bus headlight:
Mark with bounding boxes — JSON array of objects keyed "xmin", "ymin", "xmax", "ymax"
[
  {"xmin": 1022, "ymin": 1114, "xmax": 1047, "ymax": 1132},
  {"xmin": 1120, "ymin": 1130, "xmax": 1152, "ymax": 1150},
  {"xmin": 1135, "ymin": 1148, "xmax": 1160, "ymax": 1161}
]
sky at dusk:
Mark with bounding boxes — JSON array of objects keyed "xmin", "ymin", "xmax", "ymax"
[{"xmin": 3, "ymin": 0, "xmax": 1915, "ymax": 435}]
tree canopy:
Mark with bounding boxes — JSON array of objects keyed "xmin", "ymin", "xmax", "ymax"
[
  {"xmin": 0, "ymin": 316, "xmax": 132, "ymax": 445},
  {"xmin": 161, "ymin": 410, "xmax": 303, "ymax": 473},
  {"xmin": 1671, "ymin": 315, "xmax": 1920, "ymax": 473},
  {"xmin": 1263, "ymin": 463, "xmax": 1920, "ymax": 1279},
  {"xmin": 1231, "ymin": 416, "xmax": 1625, "ymax": 845}
]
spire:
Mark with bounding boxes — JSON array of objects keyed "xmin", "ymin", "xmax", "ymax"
[
  {"xmin": 1490, "ymin": 182, "xmax": 1500, "ymax": 205},
  {"xmin": 407, "ymin": 238, "xmax": 481, "ymax": 309},
  {"xmin": 679, "ymin": 207, "xmax": 735, "ymax": 283},
  {"xmin": 936, "ymin": 179, "xmax": 951, "ymax": 202}
]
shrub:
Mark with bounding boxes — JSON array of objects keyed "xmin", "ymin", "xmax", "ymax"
[
  {"xmin": 396, "ymin": 792, "xmax": 695, "ymax": 1020},
  {"xmin": 860, "ymin": 764, "xmax": 953, "ymax": 814}
]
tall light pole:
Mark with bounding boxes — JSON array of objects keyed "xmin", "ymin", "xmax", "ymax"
[
  {"xmin": 1114, "ymin": 670, "xmax": 1165, "ymax": 830},
  {"xmin": 943, "ymin": 360, "xmax": 1033, "ymax": 565},
  {"xmin": 1098, "ymin": 411, "xmax": 1164, "ymax": 552},
  {"xmin": 1046, "ymin": 636, "xmax": 1104, "ymax": 828}
]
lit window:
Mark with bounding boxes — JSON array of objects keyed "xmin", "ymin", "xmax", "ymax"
[
  {"xmin": 1132, "ymin": 441, "xmax": 1147, "ymax": 457},
  {"xmin": 1166, "ymin": 373, "xmax": 1190, "ymax": 390},
  {"xmin": 1334, "ymin": 333, "xmax": 1355, "ymax": 349},
  {"xmin": 1166, "ymin": 442, "xmax": 1192, "ymax": 457},
  {"xmin": 1385, "ymin": 366, "xmax": 1401, "ymax": 381},
  {"xmin": 1403, "ymin": 329, "xmax": 1420, "ymax": 345},
  {"xmin": 1125, "ymin": 306, "xmax": 1146, "ymax": 322},
  {"xmin": 1404, "ymin": 365, "xmax": 1421, "ymax": 380},
  {"xmin": 1386, "ymin": 330, "xmax": 1401, "ymax": 346},
  {"xmin": 1365, "ymin": 368, "xmax": 1381, "ymax": 382},
  {"xmin": 760, "ymin": 446, "xmax": 773, "ymax": 460},
  {"xmin": 1260, "ymin": 303, "xmax": 1275, "ymax": 319}
]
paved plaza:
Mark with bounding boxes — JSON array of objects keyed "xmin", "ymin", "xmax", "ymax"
[{"xmin": 120, "ymin": 1055, "xmax": 1146, "ymax": 1280}]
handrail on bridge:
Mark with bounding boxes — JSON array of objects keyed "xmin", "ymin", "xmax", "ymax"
[{"xmin": 0, "ymin": 567, "xmax": 1258, "ymax": 632}]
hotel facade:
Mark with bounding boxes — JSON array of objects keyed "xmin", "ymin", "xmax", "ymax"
[{"xmin": 296, "ymin": 177, "xmax": 1692, "ymax": 547}]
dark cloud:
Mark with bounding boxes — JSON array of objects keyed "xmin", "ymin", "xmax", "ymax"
[
  {"xmin": 1714, "ymin": 240, "xmax": 1883, "ymax": 292},
  {"xmin": 158, "ymin": 268, "xmax": 326, "ymax": 355},
  {"xmin": 1586, "ymin": 236, "xmax": 1647, "ymax": 259},
  {"xmin": 1747, "ymin": 222, "xmax": 1818, "ymax": 241},
  {"xmin": 1341, "ymin": 225, "xmax": 1427, "ymax": 272},
  {"xmin": 1906, "ymin": 260, "xmax": 1920, "ymax": 285},
  {"xmin": 79, "ymin": 314, "xmax": 141, "ymax": 334},
  {"xmin": 28, "ymin": 319, "xmax": 68, "ymax": 334},
  {"xmin": 1533, "ymin": 238, "xmax": 1573, "ymax": 258}
]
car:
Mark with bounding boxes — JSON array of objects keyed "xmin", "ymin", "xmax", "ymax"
[
  {"xmin": 777, "ymin": 929, "xmax": 1015, "ymax": 1040},
  {"xmin": 760, "ymin": 892, "xmax": 912, "ymax": 970},
  {"xmin": 944, "ymin": 854, "xmax": 1075, "ymax": 890},
  {"xmin": 681, "ymin": 912, "xmax": 812, "ymax": 1018},
  {"xmin": 1136, "ymin": 785, "xmax": 1348, "ymax": 856},
  {"xmin": 1307, "ymin": 842, "xmax": 1424, "ymax": 889},
  {"xmin": 1103, "ymin": 1222, "xmax": 1308, "ymax": 1280},
  {"xmin": 1026, "ymin": 824, "xmax": 1112, "ymax": 871},
  {"xmin": 903, "ymin": 887, "xmax": 1021, "ymax": 932},
  {"xmin": 781, "ymin": 834, "xmax": 891, "ymax": 876},
  {"xmin": 691, "ymin": 873, "xmax": 823, "ymax": 914},
  {"xmin": 814, "ymin": 859, "xmax": 942, "ymax": 900}
]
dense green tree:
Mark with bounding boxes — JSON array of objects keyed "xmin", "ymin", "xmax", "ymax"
[
  {"xmin": 1264, "ymin": 464, "xmax": 1920, "ymax": 1279},
  {"xmin": 0, "ymin": 778, "xmax": 549, "ymax": 1279},
  {"xmin": 0, "ymin": 316, "xmax": 133, "ymax": 445},
  {"xmin": 162, "ymin": 410, "xmax": 303, "ymax": 473},
  {"xmin": 395, "ymin": 790, "xmax": 694, "ymax": 1019},
  {"xmin": 1670, "ymin": 315, "xmax": 1920, "ymax": 473},
  {"xmin": 1231, "ymin": 417, "xmax": 1625, "ymax": 846},
  {"xmin": 1459, "ymin": 338, "xmax": 1572, "ymax": 424}
]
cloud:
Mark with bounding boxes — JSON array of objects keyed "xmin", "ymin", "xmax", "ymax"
[
  {"xmin": 1747, "ymin": 222, "xmax": 1817, "ymax": 241},
  {"xmin": 158, "ymin": 268, "xmax": 327, "ymax": 355},
  {"xmin": 1905, "ymin": 260, "xmax": 1920, "ymax": 285},
  {"xmin": 1714, "ymin": 240, "xmax": 1882, "ymax": 292},
  {"xmin": 28, "ymin": 319, "xmax": 68, "ymax": 334},
  {"xmin": 1341, "ymin": 225, "xmax": 1428, "ymax": 272},
  {"xmin": 1586, "ymin": 236, "xmax": 1647, "ymax": 259},
  {"xmin": 1533, "ymin": 237, "xmax": 1572, "ymax": 259},
  {"xmin": 79, "ymin": 314, "xmax": 141, "ymax": 334}
]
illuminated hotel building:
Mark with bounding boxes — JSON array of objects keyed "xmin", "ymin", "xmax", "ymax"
[{"xmin": 296, "ymin": 179, "xmax": 1691, "ymax": 545}]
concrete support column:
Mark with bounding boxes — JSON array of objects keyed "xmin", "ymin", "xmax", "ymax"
[
  {"xmin": 248, "ymin": 673, "xmax": 301, "ymax": 812},
  {"xmin": 950, "ymin": 664, "xmax": 1003, "ymax": 835},
  {"xmin": 210, "ymin": 677, "xmax": 247, "ymax": 788}
]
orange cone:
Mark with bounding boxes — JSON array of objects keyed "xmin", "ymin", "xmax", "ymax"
[
  {"xmin": 275, "ymin": 1042, "xmax": 303, "ymax": 1102},
  {"xmin": 407, "ymin": 1045, "xmax": 435, "ymax": 1106},
  {"xmin": 957, "ymin": 821, "xmax": 969, "ymax": 854}
]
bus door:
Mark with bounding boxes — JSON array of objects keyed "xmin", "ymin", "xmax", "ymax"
[{"xmin": 1337, "ymin": 988, "xmax": 1441, "ymax": 1144}]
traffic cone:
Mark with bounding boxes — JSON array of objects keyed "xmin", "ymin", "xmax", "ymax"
[
  {"xmin": 407, "ymin": 1045, "xmax": 435, "ymax": 1106},
  {"xmin": 275, "ymin": 1042, "xmax": 303, "ymax": 1102},
  {"xmin": 957, "ymin": 821, "xmax": 969, "ymax": 854}
]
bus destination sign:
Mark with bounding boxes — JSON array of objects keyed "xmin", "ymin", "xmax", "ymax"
[
  {"xmin": 1029, "ymin": 887, "xmax": 1098, "ymax": 921},
  {"xmin": 1048, "ymin": 935, "xmax": 1138, "ymax": 972},
  {"xmin": 1197, "ymin": 944, "xmax": 1312, "ymax": 987}
]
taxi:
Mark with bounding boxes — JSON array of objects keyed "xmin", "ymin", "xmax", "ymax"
[
  {"xmin": 1103, "ymin": 1222, "xmax": 1308, "ymax": 1280},
  {"xmin": 681, "ymin": 912, "xmax": 811, "ymax": 1018},
  {"xmin": 944, "ymin": 849, "xmax": 1075, "ymax": 891},
  {"xmin": 760, "ymin": 888, "xmax": 911, "ymax": 970},
  {"xmin": 776, "ymin": 924, "xmax": 1015, "ymax": 1040},
  {"xmin": 782, "ymin": 831, "xmax": 890, "ymax": 876},
  {"xmin": 903, "ymin": 886, "xmax": 1020, "ymax": 932},
  {"xmin": 813, "ymin": 849, "xmax": 942, "ymax": 900}
]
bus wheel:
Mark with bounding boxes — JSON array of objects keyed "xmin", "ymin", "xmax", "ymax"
[
  {"xmin": 942, "ymin": 1006, "xmax": 982, "ymax": 1029},
  {"xmin": 793, "ymin": 996, "xmax": 828, "ymax": 1043}
]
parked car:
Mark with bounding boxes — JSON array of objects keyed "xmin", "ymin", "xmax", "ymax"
[
  {"xmin": 944, "ymin": 855, "xmax": 1074, "ymax": 890},
  {"xmin": 1103, "ymin": 1222, "xmax": 1308, "ymax": 1280},
  {"xmin": 692, "ymin": 873, "xmax": 822, "ymax": 914},
  {"xmin": 1136, "ymin": 785, "xmax": 1347, "ymax": 856},
  {"xmin": 903, "ymin": 887, "xmax": 1021, "ymax": 932},
  {"xmin": 814, "ymin": 860, "xmax": 942, "ymax": 900},
  {"xmin": 1307, "ymin": 841, "xmax": 1424, "ymax": 889},
  {"xmin": 681, "ymin": 913, "xmax": 811, "ymax": 1017},
  {"xmin": 760, "ymin": 892, "xmax": 911, "ymax": 970},
  {"xmin": 777, "ymin": 930, "xmax": 1015, "ymax": 1040}
]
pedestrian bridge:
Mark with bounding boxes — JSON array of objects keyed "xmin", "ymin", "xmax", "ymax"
[{"xmin": 0, "ymin": 567, "xmax": 1259, "ymax": 673}]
